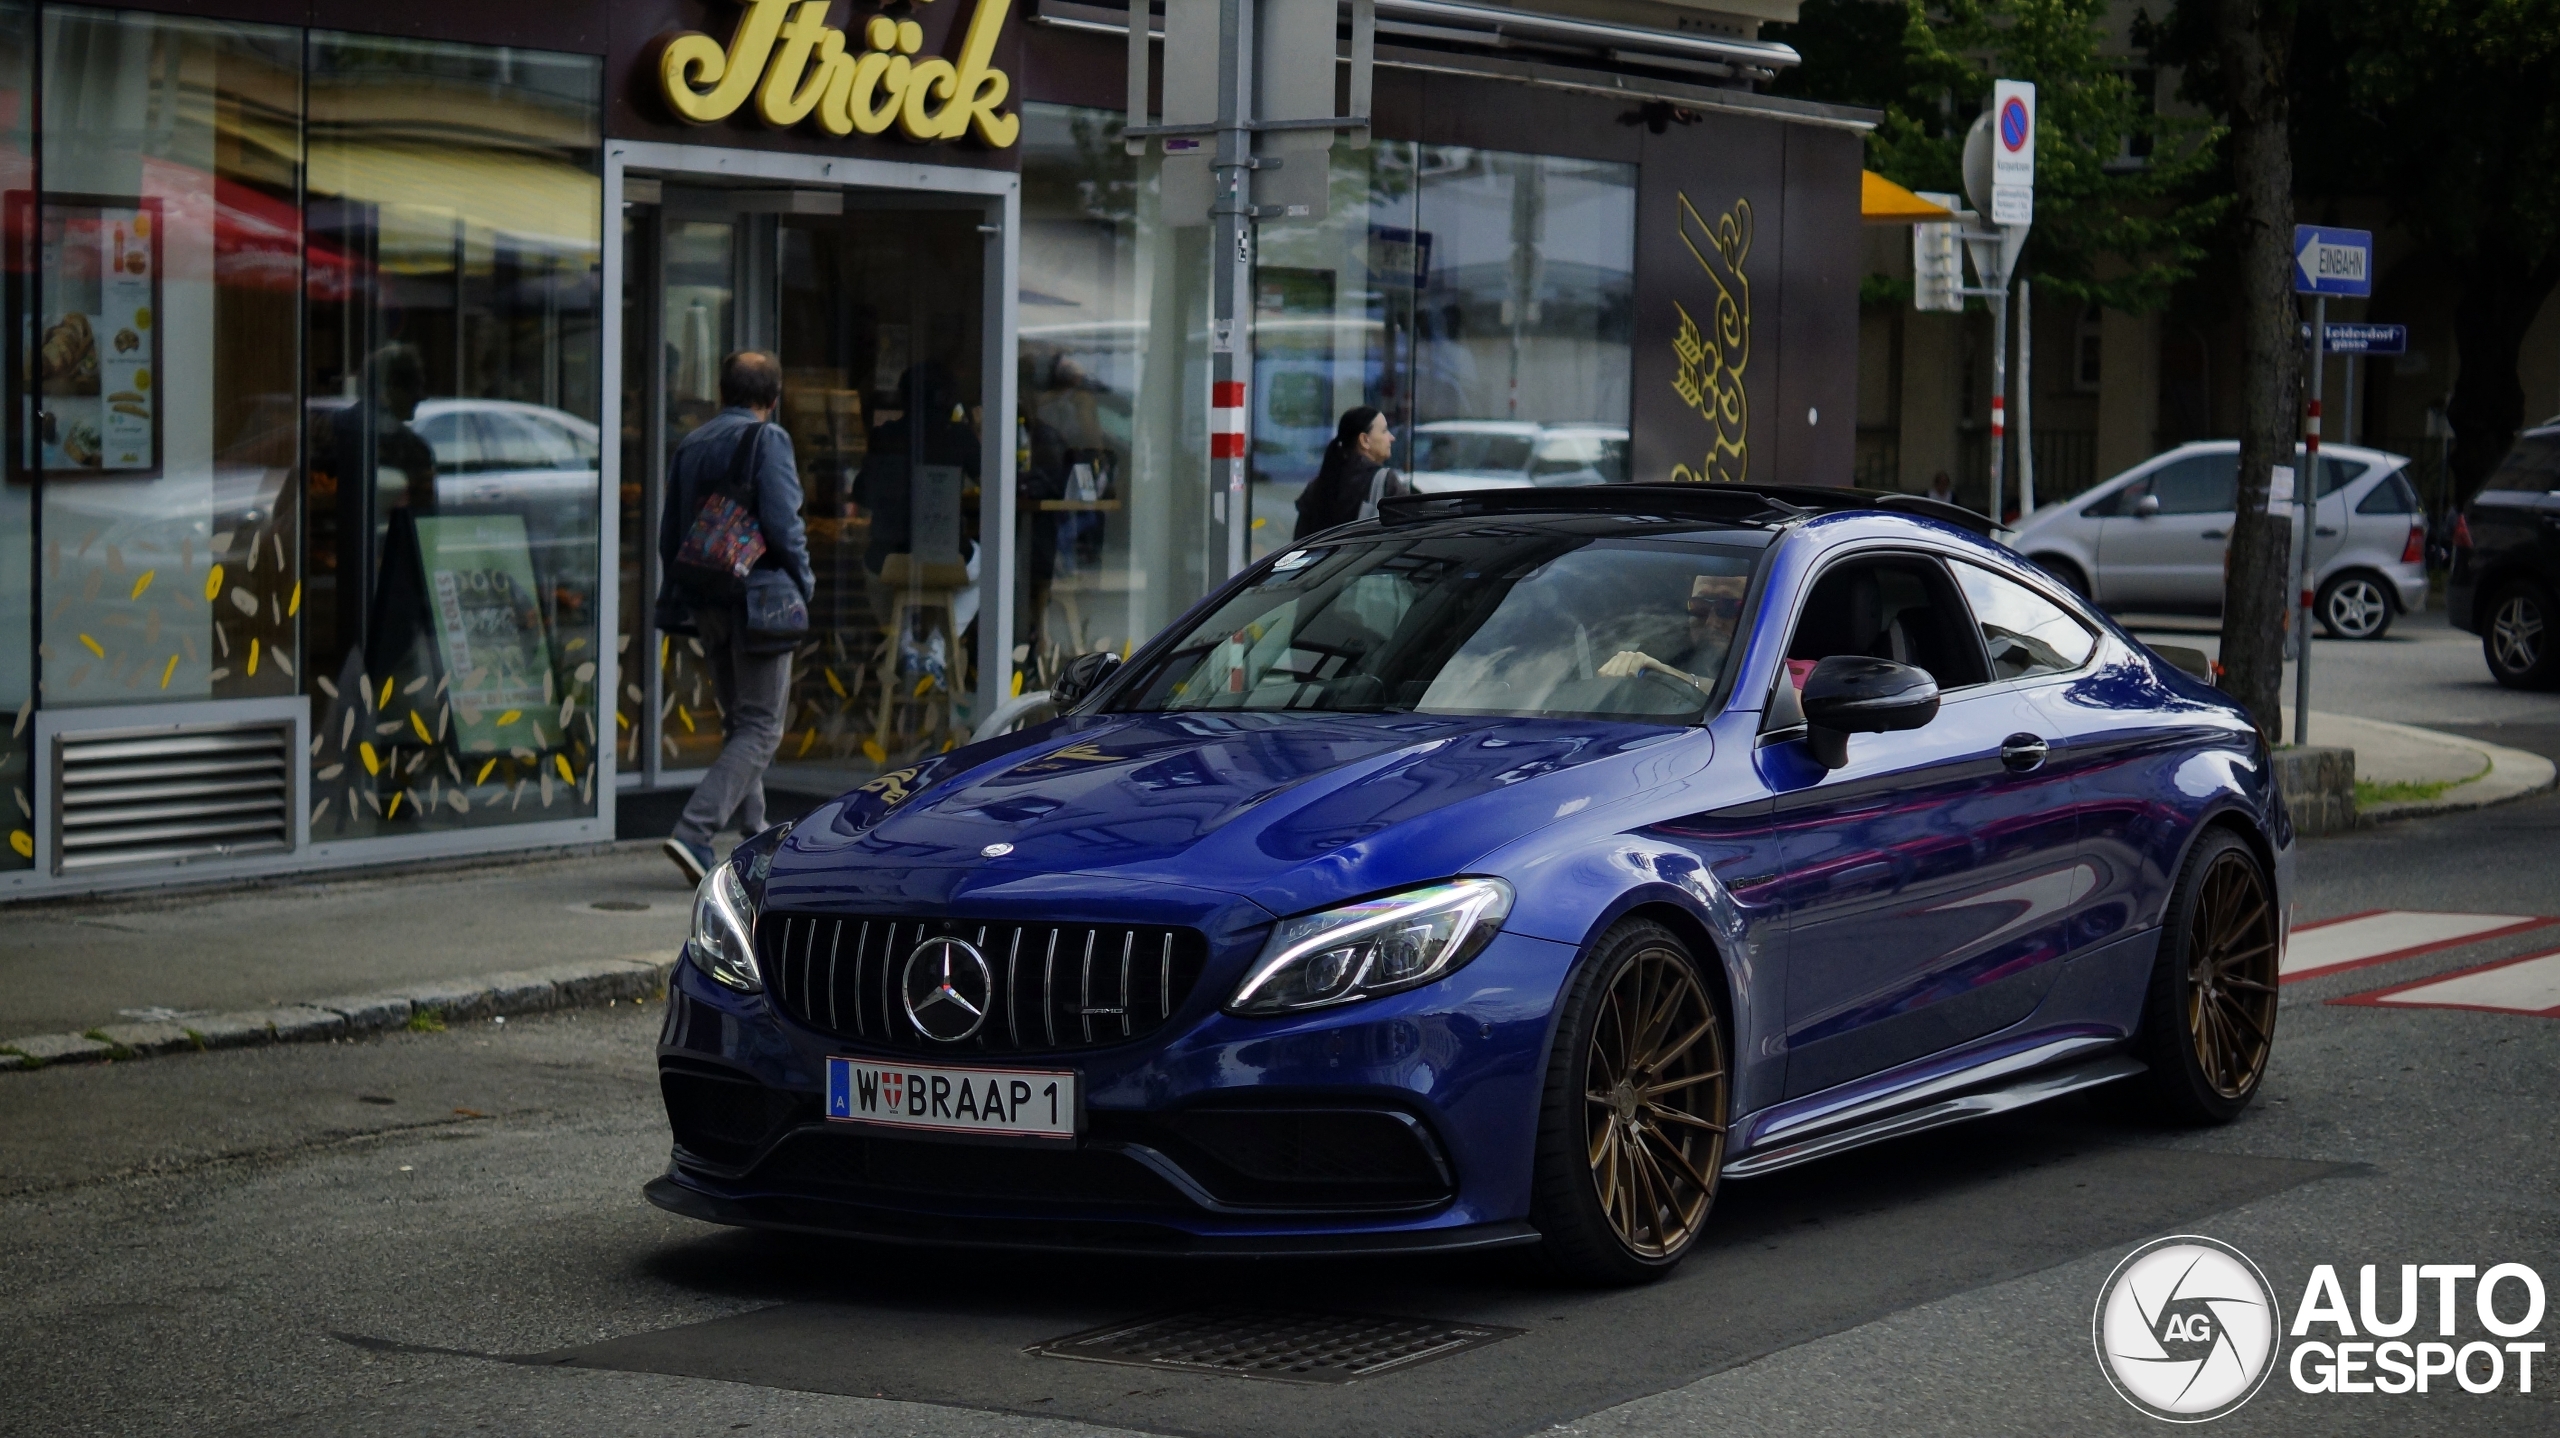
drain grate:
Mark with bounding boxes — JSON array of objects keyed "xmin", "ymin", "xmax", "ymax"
[{"xmin": 1029, "ymin": 1307, "xmax": 1523, "ymax": 1385}]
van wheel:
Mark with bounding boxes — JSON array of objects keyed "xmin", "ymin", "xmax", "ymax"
[
  {"xmin": 2485, "ymin": 581, "xmax": 2560, "ymax": 689},
  {"xmin": 2316, "ymin": 572, "xmax": 2394, "ymax": 639},
  {"xmin": 2034, "ymin": 556, "xmax": 2091, "ymax": 599}
]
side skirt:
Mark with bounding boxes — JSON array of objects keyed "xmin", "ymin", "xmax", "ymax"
[{"xmin": 1718, "ymin": 1055, "xmax": 2144, "ymax": 1179}]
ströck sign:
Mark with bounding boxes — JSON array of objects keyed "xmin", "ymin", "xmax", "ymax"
[{"xmin": 657, "ymin": 0, "xmax": 1021, "ymax": 147}]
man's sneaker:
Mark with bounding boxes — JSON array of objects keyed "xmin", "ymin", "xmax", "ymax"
[{"xmin": 662, "ymin": 836, "xmax": 714, "ymax": 885}]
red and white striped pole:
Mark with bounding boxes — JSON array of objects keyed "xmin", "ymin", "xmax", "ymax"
[
  {"xmin": 2294, "ymin": 298, "xmax": 2324, "ymax": 746},
  {"xmin": 1211, "ymin": 381, "xmax": 1248, "ymax": 460},
  {"xmin": 1211, "ymin": 380, "xmax": 1247, "ymax": 570}
]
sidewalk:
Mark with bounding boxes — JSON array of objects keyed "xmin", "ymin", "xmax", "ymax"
[
  {"xmin": 2298, "ymin": 710, "xmax": 2558, "ymax": 820},
  {"xmin": 1, "ymin": 841, "xmax": 704, "ymax": 1044}
]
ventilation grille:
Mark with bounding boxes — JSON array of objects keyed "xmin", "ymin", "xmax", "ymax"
[{"xmin": 53, "ymin": 723, "xmax": 295, "ymax": 873}]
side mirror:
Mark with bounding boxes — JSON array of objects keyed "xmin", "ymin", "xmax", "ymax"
[
  {"xmin": 1050, "ymin": 651, "xmax": 1121, "ymax": 708},
  {"xmin": 1799, "ymin": 656, "xmax": 1939, "ymax": 770},
  {"xmin": 2133, "ymin": 493, "xmax": 2162, "ymax": 518}
]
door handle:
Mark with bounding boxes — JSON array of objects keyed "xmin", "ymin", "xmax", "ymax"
[
  {"xmin": 2001, "ymin": 733, "xmax": 2050, "ymax": 772},
  {"xmin": 2200, "ymin": 528, "xmax": 2228, "ymax": 540},
  {"xmin": 2315, "ymin": 526, "xmax": 2339, "ymax": 537}
]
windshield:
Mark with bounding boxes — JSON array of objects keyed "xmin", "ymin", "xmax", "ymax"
[{"xmin": 1111, "ymin": 529, "xmax": 1762, "ymax": 721}]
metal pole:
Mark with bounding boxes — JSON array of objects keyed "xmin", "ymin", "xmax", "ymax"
[
  {"xmin": 2343, "ymin": 352, "xmax": 2359, "ymax": 448},
  {"xmin": 1210, "ymin": 0, "xmax": 1252, "ymax": 579},
  {"xmin": 2294, "ymin": 295, "xmax": 2323, "ymax": 748},
  {"xmin": 2017, "ymin": 277, "xmax": 2035, "ymax": 517},
  {"xmin": 1987, "ymin": 289, "xmax": 2008, "ymax": 519}
]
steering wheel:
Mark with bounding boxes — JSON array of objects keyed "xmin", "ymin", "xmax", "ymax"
[{"xmin": 1638, "ymin": 668, "xmax": 1701, "ymax": 706}]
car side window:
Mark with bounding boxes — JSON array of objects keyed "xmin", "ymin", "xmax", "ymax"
[
  {"xmin": 1952, "ymin": 562, "xmax": 2097, "ymax": 681},
  {"xmin": 2145, "ymin": 455, "xmax": 2239, "ymax": 514},
  {"xmin": 2082, "ymin": 479, "xmax": 2139, "ymax": 517},
  {"xmin": 2317, "ymin": 457, "xmax": 2362, "ymax": 497},
  {"xmin": 2356, "ymin": 469, "xmax": 2419, "ymax": 515},
  {"xmin": 1782, "ymin": 556, "xmax": 1990, "ymax": 695},
  {"xmin": 2481, "ymin": 434, "xmax": 2560, "ymax": 493}
]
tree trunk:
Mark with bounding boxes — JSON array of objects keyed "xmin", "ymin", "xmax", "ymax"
[
  {"xmin": 2212, "ymin": 0, "xmax": 2299, "ymax": 745},
  {"xmin": 2445, "ymin": 237, "xmax": 2560, "ymax": 504}
]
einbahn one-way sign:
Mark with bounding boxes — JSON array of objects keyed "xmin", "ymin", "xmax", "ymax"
[{"xmin": 2294, "ymin": 225, "xmax": 2373, "ymax": 297}]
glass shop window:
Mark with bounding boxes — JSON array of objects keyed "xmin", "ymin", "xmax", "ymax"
[
  {"xmin": 300, "ymin": 33, "xmax": 604, "ymax": 838},
  {"xmin": 28, "ymin": 8, "xmax": 304, "ymax": 729},
  {"xmin": 0, "ymin": 0, "xmax": 30, "ymax": 869}
]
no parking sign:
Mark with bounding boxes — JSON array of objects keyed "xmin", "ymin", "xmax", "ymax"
[{"xmin": 1991, "ymin": 79, "xmax": 2035, "ymax": 224}]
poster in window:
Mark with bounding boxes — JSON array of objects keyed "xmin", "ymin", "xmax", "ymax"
[
  {"xmin": 413, "ymin": 514, "xmax": 558, "ymax": 757},
  {"xmin": 10, "ymin": 193, "xmax": 164, "ymax": 479}
]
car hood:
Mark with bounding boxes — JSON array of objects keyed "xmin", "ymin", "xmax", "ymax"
[{"xmin": 767, "ymin": 710, "xmax": 1710, "ymax": 920}]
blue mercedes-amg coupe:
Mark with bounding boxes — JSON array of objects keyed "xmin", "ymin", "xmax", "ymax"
[{"xmin": 649, "ymin": 484, "xmax": 2289, "ymax": 1283}]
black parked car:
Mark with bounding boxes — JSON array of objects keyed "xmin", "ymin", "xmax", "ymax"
[{"xmin": 2451, "ymin": 421, "xmax": 2560, "ymax": 689}]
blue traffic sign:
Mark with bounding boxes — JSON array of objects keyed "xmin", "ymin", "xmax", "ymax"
[
  {"xmin": 2297, "ymin": 321, "xmax": 2407, "ymax": 355},
  {"xmin": 2294, "ymin": 225, "xmax": 2373, "ymax": 297}
]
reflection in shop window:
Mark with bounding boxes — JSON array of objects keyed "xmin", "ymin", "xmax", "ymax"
[
  {"xmin": 0, "ymin": 2, "xmax": 29, "ymax": 865},
  {"xmin": 301, "ymin": 33, "xmax": 603, "ymax": 838},
  {"xmin": 1012, "ymin": 108, "xmax": 1634, "ymax": 695}
]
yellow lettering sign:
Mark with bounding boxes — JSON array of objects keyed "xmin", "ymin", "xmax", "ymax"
[
  {"xmin": 1668, "ymin": 195, "xmax": 1751, "ymax": 485},
  {"xmin": 658, "ymin": 0, "xmax": 1019, "ymax": 148}
]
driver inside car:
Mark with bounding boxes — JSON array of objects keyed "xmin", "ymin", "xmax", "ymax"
[{"xmin": 1597, "ymin": 573, "xmax": 1749, "ymax": 694}]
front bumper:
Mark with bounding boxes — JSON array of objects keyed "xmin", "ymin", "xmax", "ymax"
[{"xmin": 650, "ymin": 926, "xmax": 1579, "ymax": 1250}]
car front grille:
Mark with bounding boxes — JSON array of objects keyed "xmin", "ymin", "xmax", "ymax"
[{"xmin": 757, "ymin": 914, "xmax": 1210, "ymax": 1055}]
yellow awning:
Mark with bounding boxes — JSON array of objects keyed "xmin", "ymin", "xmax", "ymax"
[{"xmin": 1862, "ymin": 170, "xmax": 1954, "ymax": 225}]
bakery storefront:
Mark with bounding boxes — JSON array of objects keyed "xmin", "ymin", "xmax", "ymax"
[{"xmin": 0, "ymin": 0, "xmax": 1865, "ymax": 897}]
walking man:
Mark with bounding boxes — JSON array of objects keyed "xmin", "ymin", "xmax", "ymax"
[{"xmin": 658, "ymin": 351, "xmax": 814, "ymax": 882}]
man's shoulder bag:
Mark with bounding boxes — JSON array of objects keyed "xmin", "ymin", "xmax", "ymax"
[{"xmin": 669, "ymin": 422, "xmax": 772, "ymax": 601}]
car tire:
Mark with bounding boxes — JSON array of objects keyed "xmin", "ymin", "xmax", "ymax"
[
  {"xmin": 2316, "ymin": 571, "xmax": 2395, "ymax": 640},
  {"xmin": 2124, "ymin": 829, "xmax": 2279, "ymax": 1126},
  {"xmin": 2033, "ymin": 555, "xmax": 2091, "ymax": 599},
  {"xmin": 2483, "ymin": 580, "xmax": 2560, "ymax": 689},
  {"xmin": 1529, "ymin": 919, "xmax": 1729, "ymax": 1286}
]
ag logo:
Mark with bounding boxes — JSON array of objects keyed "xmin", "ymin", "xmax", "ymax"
[{"xmin": 2094, "ymin": 1235, "xmax": 2281, "ymax": 1422}]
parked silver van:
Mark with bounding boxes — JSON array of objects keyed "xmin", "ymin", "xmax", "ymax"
[{"xmin": 2006, "ymin": 440, "xmax": 2428, "ymax": 638}]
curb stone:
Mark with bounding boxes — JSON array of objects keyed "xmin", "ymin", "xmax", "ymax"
[{"xmin": 0, "ymin": 954, "xmax": 674, "ymax": 1071}]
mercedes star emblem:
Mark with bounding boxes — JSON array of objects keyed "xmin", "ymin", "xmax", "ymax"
[
  {"xmin": 981, "ymin": 842, "xmax": 1014, "ymax": 857},
  {"xmin": 901, "ymin": 936, "xmax": 994, "ymax": 1042}
]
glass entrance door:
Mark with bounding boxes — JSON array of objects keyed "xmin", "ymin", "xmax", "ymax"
[
  {"xmin": 771, "ymin": 205, "xmax": 985, "ymax": 795},
  {"xmin": 616, "ymin": 189, "xmax": 988, "ymax": 820}
]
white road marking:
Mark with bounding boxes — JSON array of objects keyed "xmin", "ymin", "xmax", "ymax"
[
  {"xmin": 2337, "ymin": 949, "xmax": 2560, "ymax": 1018},
  {"xmin": 2281, "ymin": 910, "xmax": 2556, "ymax": 982}
]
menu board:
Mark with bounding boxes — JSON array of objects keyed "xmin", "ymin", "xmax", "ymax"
[
  {"xmin": 22, "ymin": 195, "xmax": 163, "ymax": 477},
  {"xmin": 413, "ymin": 514, "xmax": 556, "ymax": 756}
]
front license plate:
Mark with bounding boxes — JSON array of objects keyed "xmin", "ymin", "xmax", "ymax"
[{"xmin": 825, "ymin": 1057, "xmax": 1078, "ymax": 1141}]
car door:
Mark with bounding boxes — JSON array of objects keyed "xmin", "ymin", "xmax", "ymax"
[
  {"xmin": 1756, "ymin": 551, "xmax": 2084, "ymax": 1100},
  {"xmin": 2095, "ymin": 452, "xmax": 2239, "ymax": 608},
  {"xmin": 2306, "ymin": 455, "xmax": 2368, "ymax": 576}
]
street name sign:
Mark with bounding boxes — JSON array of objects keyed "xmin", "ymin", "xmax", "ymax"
[
  {"xmin": 2293, "ymin": 226, "xmax": 2373, "ymax": 297},
  {"xmin": 2295, "ymin": 321, "xmax": 2406, "ymax": 355}
]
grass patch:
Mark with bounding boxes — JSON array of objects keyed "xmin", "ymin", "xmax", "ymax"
[
  {"xmin": 2357, "ymin": 754, "xmax": 2492, "ymax": 807},
  {"xmin": 80, "ymin": 1029, "xmax": 134, "ymax": 1061},
  {"xmin": 181, "ymin": 1028, "xmax": 207, "ymax": 1052},
  {"xmin": 1, "ymin": 1046, "xmax": 38, "ymax": 1070},
  {"xmin": 405, "ymin": 1007, "xmax": 447, "ymax": 1034}
]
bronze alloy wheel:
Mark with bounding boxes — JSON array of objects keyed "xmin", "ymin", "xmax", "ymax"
[
  {"xmin": 1581, "ymin": 943, "xmax": 1729, "ymax": 1260},
  {"xmin": 2185, "ymin": 849, "xmax": 2279, "ymax": 1098}
]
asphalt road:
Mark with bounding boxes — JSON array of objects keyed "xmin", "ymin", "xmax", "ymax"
[{"xmin": 7, "ymin": 622, "xmax": 2558, "ymax": 1437}]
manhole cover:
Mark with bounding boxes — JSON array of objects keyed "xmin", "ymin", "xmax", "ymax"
[
  {"xmin": 590, "ymin": 900, "xmax": 651, "ymax": 912},
  {"xmin": 1029, "ymin": 1307, "xmax": 1522, "ymax": 1385}
]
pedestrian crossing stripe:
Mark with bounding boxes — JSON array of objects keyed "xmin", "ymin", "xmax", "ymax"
[
  {"xmin": 2280, "ymin": 910, "xmax": 2559, "ymax": 984},
  {"xmin": 2331, "ymin": 948, "xmax": 2560, "ymax": 1019}
]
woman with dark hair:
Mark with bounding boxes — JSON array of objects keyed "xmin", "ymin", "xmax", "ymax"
[{"xmin": 1292, "ymin": 406, "xmax": 1402, "ymax": 539}]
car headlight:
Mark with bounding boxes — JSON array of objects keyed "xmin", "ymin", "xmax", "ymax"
[
  {"xmin": 1228, "ymin": 878, "xmax": 1513, "ymax": 1016},
  {"xmin": 689, "ymin": 861, "xmax": 764, "ymax": 993}
]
